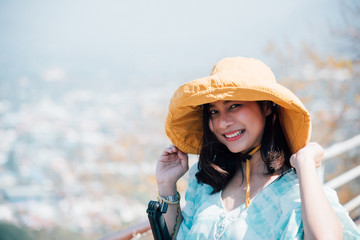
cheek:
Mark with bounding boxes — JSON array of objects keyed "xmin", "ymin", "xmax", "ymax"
[
  {"xmin": 255, "ymin": 115, "xmax": 267, "ymax": 134},
  {"xmin": 208, "ymin": 119, "xmax": 214, "ymax": 132}
]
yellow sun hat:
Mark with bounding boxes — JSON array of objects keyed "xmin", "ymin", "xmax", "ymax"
[{"xmin": 165, "ymin": 56, "xmax": 311, "ymax": 155}]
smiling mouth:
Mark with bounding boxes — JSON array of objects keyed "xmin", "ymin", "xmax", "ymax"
[{"xmin": 223, "ymin": 129, "xmax": 245, "ymax": 139}]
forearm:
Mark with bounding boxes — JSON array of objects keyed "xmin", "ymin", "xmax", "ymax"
[
  {"xmin": 297, "ymin": 164, "xmax": 342, "ymax": 240},
  {"xmin": 158, "ymin": 183, "xmax": 183, "ymax": 239},
  {"xmin": 163, "ymin": 204, "xmax": 182, "ymax": 239}
]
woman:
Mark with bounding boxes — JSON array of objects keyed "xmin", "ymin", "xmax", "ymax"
[{"xmin": 156, "ymin": 57, "xmax": 360, "ymax": 239}]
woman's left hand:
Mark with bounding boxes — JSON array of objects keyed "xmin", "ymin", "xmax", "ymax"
[
  {"xmin": 290, "ymin": 142, "xmax": 324, "ymax": 171},
  {"xmin": 293, "ymin": 142, "xmax": 343, "ymax": 239}
]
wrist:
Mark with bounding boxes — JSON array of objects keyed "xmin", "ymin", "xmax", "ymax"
[
  {"xmin": 157, "ymin": 182, "xmax": 177, "ymax": 196},
  {"xmin": 158, "ymin": 191, "xmax": 181, "ymax": 205},
  {"xmin": 295, "ymin": 158, "xmax": 317, "ymax": 178}
]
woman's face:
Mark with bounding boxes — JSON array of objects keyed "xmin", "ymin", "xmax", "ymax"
[{"xmin": 208, "ymin": 101, "xmax": 270, "ymax": 154}]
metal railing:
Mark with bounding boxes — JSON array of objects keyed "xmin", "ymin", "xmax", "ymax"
[
  {"xmin": 101, "ymin": 133, "xmax": 360, "ymax": 240},
  {"xmin": 99, "ymin": 221, "xmax": 151, "ymax": 240},
  {"xmin": 322, "ymin": 134, "xmax": 360, "ymax": 218}
]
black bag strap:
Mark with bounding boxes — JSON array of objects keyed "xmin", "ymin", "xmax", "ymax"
[{"xmin": 146, "ymin": 200, "xmax": 171, "ymax": 240}]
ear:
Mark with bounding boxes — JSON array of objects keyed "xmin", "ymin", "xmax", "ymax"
[{"xmin": 264, "ymin": 101, "xmax": 273, "ymax": 117}]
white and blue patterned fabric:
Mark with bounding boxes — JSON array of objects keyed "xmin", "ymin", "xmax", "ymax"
[{"xmin": 177, "ymin": 164, "xmax": 360, "ymax": 239}]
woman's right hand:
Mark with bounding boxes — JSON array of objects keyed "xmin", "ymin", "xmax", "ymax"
[{"xmin": 156, "ymin": 144, "xmax": 189, "ymax": 195}]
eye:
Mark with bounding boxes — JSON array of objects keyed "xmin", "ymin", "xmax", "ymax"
[
  {"xmin": 209, "ymin": 109, "xmax": 218, "ymax": 115},
  {"xmin": 229, "ymin": 104, "xmax": 242, "ymax": 109}
]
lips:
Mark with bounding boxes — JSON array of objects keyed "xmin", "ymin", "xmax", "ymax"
[{"xmin": 223, "ymin": 129, "xmax": 245, "ymax": 141}]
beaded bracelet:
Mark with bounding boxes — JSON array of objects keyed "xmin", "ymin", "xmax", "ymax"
[
  {"xmin": 157, "ymin": 191, "xmax": 181, "ymax": 205},
  {"xmin": 171, "ymin": 204, "xmax": 181, "ymax": 239},
  {"xmin": 158, "ymin": 192, "xmax": 181, "ymax": 238}
]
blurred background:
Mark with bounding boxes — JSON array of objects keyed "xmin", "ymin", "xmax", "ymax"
[{"xmin": 0, "ymin": 0, "xmax": 359, "ymax": 239}]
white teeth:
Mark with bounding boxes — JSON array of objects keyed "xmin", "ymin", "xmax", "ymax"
[{"xmin": 225, "ymin": 130, "xmax": 244, "ymax": 138}]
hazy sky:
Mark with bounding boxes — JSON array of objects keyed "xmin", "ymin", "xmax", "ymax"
[{"xmin": 0, "ymin": 0, "xmax": 343, "ymax": 94}]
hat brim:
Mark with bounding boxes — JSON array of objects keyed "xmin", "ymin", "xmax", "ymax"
[{"xmin": 165, "ymin": 73, "xmax": 311, "ymax": 155}]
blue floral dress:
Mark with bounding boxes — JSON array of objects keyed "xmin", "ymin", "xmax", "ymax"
[{"xmin": 177, "ymin": 164, "xmax": 360, "ymax": 239}]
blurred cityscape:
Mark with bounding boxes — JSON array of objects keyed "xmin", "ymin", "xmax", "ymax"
[
  {"xmin": 0, "ymin": 56, "xmax": 359, "ymax": 239},
  {"xmin": 0, "ymin": 86, "xmax": 180, "ymax": 239}
]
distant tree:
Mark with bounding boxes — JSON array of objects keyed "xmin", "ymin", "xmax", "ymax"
[
  {"xmin": 265, "ymin": 0, "xmax": 360, "ymax": 146},
  {"xmin": 0, "ymin": 222, "xmax": 35, "ymax": 240},
  {"xmin": 264, "ymin": 0, "xmax": 360, "ymax": 207},
  {"xmin": 30, "ymin": 226, "xmax": 91, "ymax": 240},
  {"xmin": 336, "ymin": 0, "xmax": 360, "ymax": 60}
]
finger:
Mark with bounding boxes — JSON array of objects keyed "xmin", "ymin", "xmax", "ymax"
[
  {"xmin": 161, "ymin": 145, "xmax": 178, "ymax": 156},
  {"xmin": 161, "ymin": 147, "xmax": 174, "ymax": 155},
  {"xmin": 315, "ymin": 156, "xmax": 322, "ymax": 168},
  {"xmin": 168, "ymin": 145, "xmax": 178, "ymax": 154},
  {"xmin": 168, "ymin": 144, "xmax": 176, "ymax": 150},
  {"xmin": 177, "ymin": 149, "xmax": 187, "ymax": 159},
  {"xmin": 181, "ymin": 158, "xmax": 189, "ymax": 171},
  {"xmin": 179, "ymin": 152, "xmax": 189, "ymax": 169}
]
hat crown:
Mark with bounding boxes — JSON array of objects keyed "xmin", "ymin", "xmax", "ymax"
[
  {"xmin": 165, "ymin": 56, "xmax": 311, "ymax": 155},
  {"xmin": 210, "ymin": 57, "xmax": 277, "ymax": 84}
]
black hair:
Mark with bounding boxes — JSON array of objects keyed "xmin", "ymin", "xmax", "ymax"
[{"xmin": 195, "ymin": 101, "xmax": 292, "ymax": 193}]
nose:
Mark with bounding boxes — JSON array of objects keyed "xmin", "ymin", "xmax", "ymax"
[{"xmin": 218, "ymin": 112, "xmax": 234, "ymax": 129}]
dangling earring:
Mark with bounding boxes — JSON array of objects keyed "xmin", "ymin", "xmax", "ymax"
[
  {"xmin": 272, "ymin": 112, "xmax": 277, "ymax": 126},
  {"xmin": 272, "ymin": 103, "xmax": 278, "ymax": 126},
  {"xmin": 212, "ymin": 154, "xmax": 217, "ymax": 162}
]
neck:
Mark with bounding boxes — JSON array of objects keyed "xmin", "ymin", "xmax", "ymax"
[{"xmin": 245, "ymin": 151, "xmax": 265, "ymax": 175}]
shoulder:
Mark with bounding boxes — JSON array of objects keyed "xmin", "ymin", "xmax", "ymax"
[
  {"xmin": 188, "ymin": 162, "xmax": 198, "ymax": 179},
  {"xmin": 185, "ymin": 162, "xmax": 213, "ymax": 195},
  {"xmin": 273, "ymin": 169, "xmax": 300, "ymax": 196},
  {"xmin": 181, "ymin": 162, "xmax": 213, "ymax": 218},
  {"xmin": 268, "ymin": 169, "xmax": 302, "ymax": 210},
  {"xmin": 186, "ymin": 163, "xmax": 199, "ymax": 190}
]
